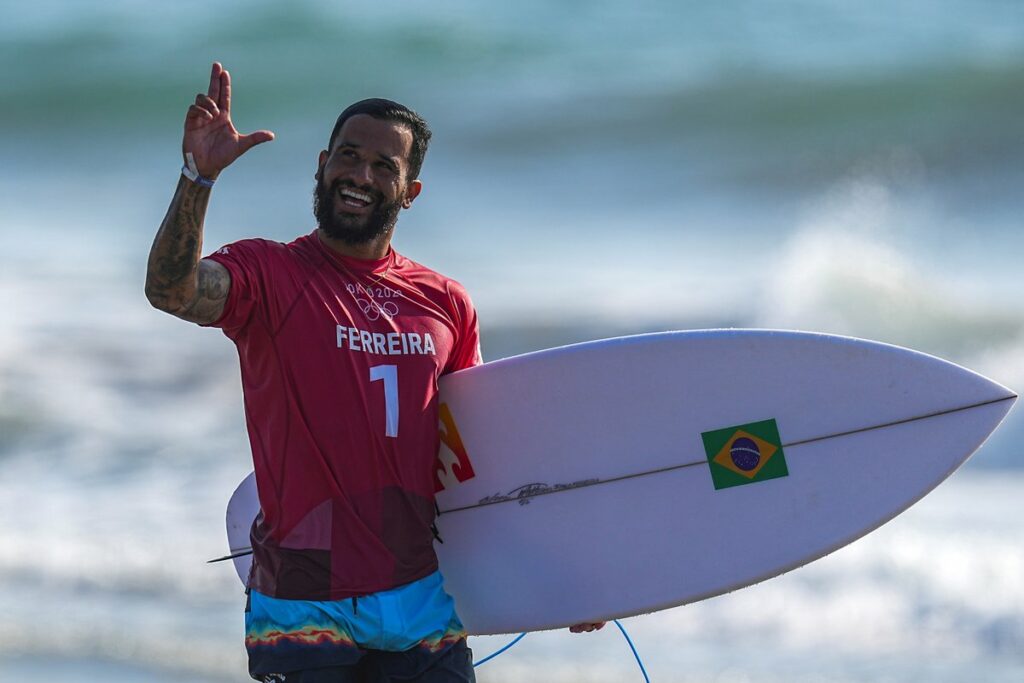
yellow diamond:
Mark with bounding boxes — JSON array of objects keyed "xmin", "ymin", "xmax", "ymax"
[{"xmin": 712, "ymin": 430, "xmax": 778, "ymax": 479}]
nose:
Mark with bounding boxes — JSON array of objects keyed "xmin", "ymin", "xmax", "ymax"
[{"xmin": 347, "ymin": 160, "xmax": 373, "ymax": 188}]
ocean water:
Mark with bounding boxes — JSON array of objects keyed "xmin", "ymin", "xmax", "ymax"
[{"xmin": 1, "ymin": 0, "xmax": 1022, "ymax": 680}]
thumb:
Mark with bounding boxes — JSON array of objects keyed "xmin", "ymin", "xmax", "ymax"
[{"xmin": 239, "ymin": 130, "xmax": 275, "ymax": 153}]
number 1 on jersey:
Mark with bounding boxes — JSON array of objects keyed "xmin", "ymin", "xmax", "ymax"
[{"xmin": 370, "ymin": 364, "xmax": 399, "ymax": 438}]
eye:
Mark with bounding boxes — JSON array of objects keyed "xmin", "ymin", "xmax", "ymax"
[{"xmin": 335, "ymin": 149, "xmax": 359, "ymax": 163}]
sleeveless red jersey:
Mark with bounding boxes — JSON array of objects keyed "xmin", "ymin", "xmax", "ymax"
[{"xmin": 205, "ymin": 232, "xmax": 481, "ymax": 600}]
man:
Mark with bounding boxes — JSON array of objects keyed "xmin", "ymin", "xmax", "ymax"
[{"xmin": 146, "ymin": 63, "xmax": 601, "ymax": 683}]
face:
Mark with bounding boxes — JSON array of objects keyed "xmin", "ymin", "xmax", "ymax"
[{"xmin": 314, "ymin": 114, "xmax": 422, "ymax": 245}]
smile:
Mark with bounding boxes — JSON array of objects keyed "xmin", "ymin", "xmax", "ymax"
[{"xmin": 339, "ymin": 187, "xmax": 375, "ymax": 208}]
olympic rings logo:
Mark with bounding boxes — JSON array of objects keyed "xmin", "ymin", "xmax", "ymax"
[{"xmin": 347, "ymin": 283, "xmax": 401, "ymax": 320}]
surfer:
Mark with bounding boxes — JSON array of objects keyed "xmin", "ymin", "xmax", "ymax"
[{"xmin": 145, "ymin": 62, "xmax": 602, "ymax": 682}]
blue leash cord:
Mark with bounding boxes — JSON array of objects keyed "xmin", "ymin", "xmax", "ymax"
[
  {"xmin": 472, "ymin": 631, "xmax": 527, "ymax": 667},
  {"xmin": 613, "ymin": 619, "xmax": 651, "ymax": 683},
  {"xmin": 473, "ymin": 620, "xmax": 650, "ymax": 682}
]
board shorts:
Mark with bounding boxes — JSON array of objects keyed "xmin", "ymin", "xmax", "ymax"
[
  {"xmin": 251, "ymin": 640, "xmax": 474, "ymax": 683},
  {"xmin": 245, "ymin": 570, "xmax": 473, "ymax": 682}
]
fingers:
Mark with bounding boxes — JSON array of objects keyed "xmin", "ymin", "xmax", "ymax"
[
  {"xmin": 220, "ymin": 68, "xmax": 231, "ymax": 114},
  {"xmin": 238, "ymin": 130, "xmax": 276, "ymax": 153},
  {"xmin": 206, "ymin": 62, "xmax": 230, "ymax": 113},
  {"xmin": 207, "ymin": 62, "xmax": 222, "ymax": 106},
  {"xmin": 186, "ymin": 104, "xmax": 214, "ymax": 123},
  {"xmin": 569, "ymin": 622, "xmax": 606, "ymax": 633},
  {"xmin": 193, "ymin": 93, "xmax": 221, "ymax": 119}
]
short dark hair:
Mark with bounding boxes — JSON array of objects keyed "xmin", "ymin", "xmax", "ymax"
[{"xmin": 327, "ymin": 99, "xmax": 432, "ymax": 182}]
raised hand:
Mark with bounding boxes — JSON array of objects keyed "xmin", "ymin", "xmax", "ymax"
[{"xmin": 183, "ymin": 62, "xmax": 274, "ymax": 179}]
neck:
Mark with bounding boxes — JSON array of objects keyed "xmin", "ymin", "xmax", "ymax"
[{"xmin": 316, "ymin": 228, "xmax": 393, "ymax": 261}]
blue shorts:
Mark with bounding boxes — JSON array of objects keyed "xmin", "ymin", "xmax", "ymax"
[{"xmin": 245, "ymin": 570, "xmax": 469, "ymax": 679}]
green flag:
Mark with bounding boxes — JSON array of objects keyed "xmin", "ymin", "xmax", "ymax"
[{"xmin": 702, "ymin": 418, "xmax": 789, "ymax": 490}]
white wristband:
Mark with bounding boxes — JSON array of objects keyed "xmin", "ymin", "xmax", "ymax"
[{"xmin": 181, "ymin": 152, "xmax": 215, "ymax": 187}]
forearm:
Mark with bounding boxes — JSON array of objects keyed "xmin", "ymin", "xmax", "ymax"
[
  {"xmin": 145, "ymin": 175, "xmax": 212, "ymax": 313},
  {"xmin": 145, "ymin": 62, "xmax": 267, "ymax": 323}
]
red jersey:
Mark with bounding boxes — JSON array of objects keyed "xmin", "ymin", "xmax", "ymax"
[{"xmin": 205, "ymin": 232, "xmax": 481, "ymax": 601}]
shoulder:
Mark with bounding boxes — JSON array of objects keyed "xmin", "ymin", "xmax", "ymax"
[
  {"xmin": 210, "ymin": 237, "xmax": 278, "ymax": 256},
  {"xmin": 393, "ymin": 252, "xmax": 474, "ymax": 305},
  {"xmin": 209, "ymin": 234, "xmax": 322, "ymax": 271},
  {"xmin": 206, "ymin": 237, "xmax": 281, "ymax": 267}
]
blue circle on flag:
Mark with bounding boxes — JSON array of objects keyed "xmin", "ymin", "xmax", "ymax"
[{"xmin": 730, "ymin": 437, "xmax": 761, "ymax": 471}]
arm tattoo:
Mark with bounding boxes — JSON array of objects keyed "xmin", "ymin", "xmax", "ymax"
[
  {"xmin": 179, "ymin": 259, "xmax": 231, "ymax": 324},
  {"xmin": 145, "ymin": 176, "xmax": 230, "ymax": 324}
]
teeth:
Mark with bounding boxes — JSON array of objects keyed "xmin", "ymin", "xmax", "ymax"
[{"xmin": 340, "ymin": 188, "xmax": 373, "ymax": 203}]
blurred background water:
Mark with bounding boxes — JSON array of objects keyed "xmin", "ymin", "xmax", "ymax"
[{"xmin": 1, "ymin": 1, "xmax": 1022, "ymax": 681}]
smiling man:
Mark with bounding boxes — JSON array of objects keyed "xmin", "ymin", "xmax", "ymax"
[
  {"xmin": 145, "ymin": 63, "xmax": 601, "ymax": 683},
  {"xmin": 314, "ymin": 110, "xmax": 424, "ymax": 255}
]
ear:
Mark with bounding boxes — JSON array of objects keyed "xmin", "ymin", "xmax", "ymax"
[
  {"xmin": 402, "ymin": 179, "xmax": 423, "ymax": 209},
  {"xmin": 315, "ymin": 149, "xmax": 328, "ymax": 178}
]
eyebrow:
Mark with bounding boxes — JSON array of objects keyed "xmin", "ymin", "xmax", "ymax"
[{"xmin": 337, "ymin": 140, "xmax": 400, "ymax": 169}]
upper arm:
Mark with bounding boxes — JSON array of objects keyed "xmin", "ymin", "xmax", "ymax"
[
  {"xmin": 175, "ymin": 258, "xmax": 232, "ymax": 325},
  {"xmin": 444, "ymin": 282, "xmax": 482, "ymax": 373}
]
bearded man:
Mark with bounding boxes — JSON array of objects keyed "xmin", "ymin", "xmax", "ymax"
[{"xmin": 145, "ymin": 62, "xmax": 602, "ymax": 683}]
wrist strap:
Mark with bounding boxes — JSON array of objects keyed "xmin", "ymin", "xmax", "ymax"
[{"xmin": 181, "ymin": 152, "xmax": 215, "ymax": 188}]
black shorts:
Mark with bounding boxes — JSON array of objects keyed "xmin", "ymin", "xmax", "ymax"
[{"xmin": 254, "ymin": 639, "xmax": 476, "ymax": 683}]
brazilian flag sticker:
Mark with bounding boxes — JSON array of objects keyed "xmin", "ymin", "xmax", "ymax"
[{"xmin": 702, "ymin": 418, "xmax": 788, "ymax": 490}]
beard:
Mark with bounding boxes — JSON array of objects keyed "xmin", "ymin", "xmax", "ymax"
[{"xmin": 313, "ymin": 175, "xmax": 403, "ymax": 245}]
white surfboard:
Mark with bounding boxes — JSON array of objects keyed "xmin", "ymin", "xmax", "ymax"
[{"xmin": 220, "ymin": 330, "xmax": 1016, "ymax": 635}]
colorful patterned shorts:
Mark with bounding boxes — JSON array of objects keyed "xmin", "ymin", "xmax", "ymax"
[{"xmin": 245, "ymin": 570, "xmax": 470, "ymax": 680}]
